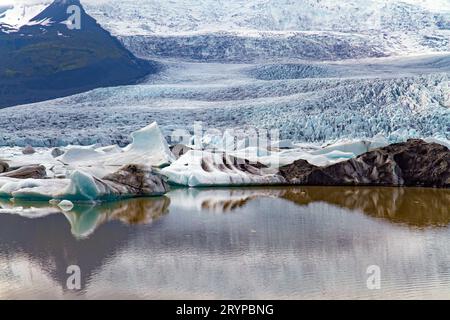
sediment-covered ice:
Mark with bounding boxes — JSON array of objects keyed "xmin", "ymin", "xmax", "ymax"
[
  {"xmin": 0, "ymin": 166, "xmax": 168, "ymax": 202},
  {"xmin": 160, "ymin": 134, "xmax": 395, "ymax": 186},
  {"xmin": 161, "ymin": 150, "xmax": 285, "ymax": 187}
]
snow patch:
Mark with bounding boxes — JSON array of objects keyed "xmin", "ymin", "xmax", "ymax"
[{"xmin": 0, "ymin": 2, "xmax": 48, "ymax": 29}]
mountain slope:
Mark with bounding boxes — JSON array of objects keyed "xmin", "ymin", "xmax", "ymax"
[{"xmin": 0, "ymin": 0, "xmax": 159, "ymax": 108}]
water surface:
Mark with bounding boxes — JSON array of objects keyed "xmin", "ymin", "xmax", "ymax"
[{"xmin": 0, "ymin": 186, "xmax": 449, "ymax": 299}]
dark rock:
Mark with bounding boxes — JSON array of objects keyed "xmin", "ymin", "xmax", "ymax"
[
  {"xmin": 386, "ymin": 139, "xmax": 449, "ymax": 187},
  {"xmin": 22, "ymin": 145, "xmax": 36, "ymax": 155},
  {"xmin": 0, "ymin": 160, "xmax": 9, "ymax": 173},
  {"xmin": 0, "ymin": 165, "xmax": 47, "ymax": 179},
  {"xmin": 103, "ymin": 164, "xmax": 170, "ymax": 196},
  {"xmin": 51, "ymin": 148, "xmax": 65, "ymax": 158},
  {"xmin": 278, "ymin": 159, "xmax": 318, "ymax": 184},
  {"xmin": 279, "ymin": 139, "xmax": 449, "ymax": 188}
]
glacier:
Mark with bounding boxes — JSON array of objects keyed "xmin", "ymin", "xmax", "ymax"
[
  {"xmin": 80, "ymin": 0, "xmax": 450, "ymax": 61},
  {"xmin": 3, "ymin": 0, "xmax": 450, "ymax": 61},
  {"xmin": 0, "ymin": 55, "xmax": 448, "ymax": 148}
]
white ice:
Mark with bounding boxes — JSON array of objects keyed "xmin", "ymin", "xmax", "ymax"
[
  {"xmin": 58, "ymin": 122, "xmax": 175, "ymax": 176},
  {"xmin": 0, "ymin": 122, "xmax": 174, "ymax": 201}
]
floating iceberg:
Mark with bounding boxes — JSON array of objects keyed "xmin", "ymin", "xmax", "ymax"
[
  {"xmin": 0, "ymin": 177, "xmax": 69, "ymax": 200},
  {"xmin": 0, "ymin": 165, "xmax": 169, "ymax": 202},
  {"xmin": 161, "ymin": 142, "xmax": 360, "ymax": 187},
  {"xmin": 62, "ymin": 165, "xmax": 169, "ymax": 201},
  {"xmin": 161, "ymin": 150, "xmax": 285, "ymax": 187},
  {"xmin": 58, "ymin": 200, "xmax": 74, "ymax": 212},
  {"xmin": 0, "ymin": 123, "xmax": 173, "ymax": 201},
  {"xmin": 59, "ymin": 122, "xmax": 175, "ymax": 175}
]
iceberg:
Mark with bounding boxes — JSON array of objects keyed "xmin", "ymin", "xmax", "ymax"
[
  {"xmin": 0, "ymin": 123, "xmax": 173, "ymax": 201},
  {"xmin": 161, "ymin": 150, "xmax": 285, "ymax": 187},
  {"xmin": 0, "ymin": 165, "xmax": 169, "ymax": 202},
  {"xmin": 0, "ymin": 177, "xmax": 68, "ymax": 200},
  {"xmin": 161, "ymin": 143, "xmax": 362, "ymax": 187},
  {"xmin": 58, "ymin": 200, "xmax": 74, "ymax": 212},
  {"xmin": 59, "ymin": 122, "xmax": 175, "ymax": 175},
  {"xmin": 62, "ymin": 165, "xmax": 170, "ymax": 201}
]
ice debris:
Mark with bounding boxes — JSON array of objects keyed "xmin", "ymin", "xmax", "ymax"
[{"xmin": 58, "ymin": 200, "xmax": 74, "ymax": 212}]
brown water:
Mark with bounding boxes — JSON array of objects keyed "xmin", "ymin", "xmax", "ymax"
[{"xmin": 0, "ymin": 186, "xmax": 449, "ymax": 299}]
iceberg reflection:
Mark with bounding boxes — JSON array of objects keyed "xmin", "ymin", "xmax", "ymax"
[
  {"xmin": 0, "ymin": 196, "xmax": 170, "ymax": 239},
  {"xmin": 169, "ymin": 187, "xmax": 450, "ymax": 228},
  {"xmin": 0, "ymin": 186, "xmax": 449, "ymax": 299}
]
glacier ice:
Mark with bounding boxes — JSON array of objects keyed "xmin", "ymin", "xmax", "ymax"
[
  {"xmin": 0, "ymin": 120, "xmax": 448, "ymax": 194},
  {"xmin": 81, "ymin": 0, "xmax": 450, "ymax": 61},
  {"xmin": 119, "ymin": 122, "xmax": 175, "ymax": 167},
  {"xmin": 0, "ymin": 56, "xmax": 448, "ymax": 148},
  {"xmin": 0, "ymin": 177, "xmax": 69, "ymax": 200},
  {"xmin": 160, "ymin": 134, "xmax": 394, "ymax": 187}
]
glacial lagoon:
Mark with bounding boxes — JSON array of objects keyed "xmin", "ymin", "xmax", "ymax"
[{"xmin": 0, "ymin": 186, "xmax": 449, "ymax": 299}]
